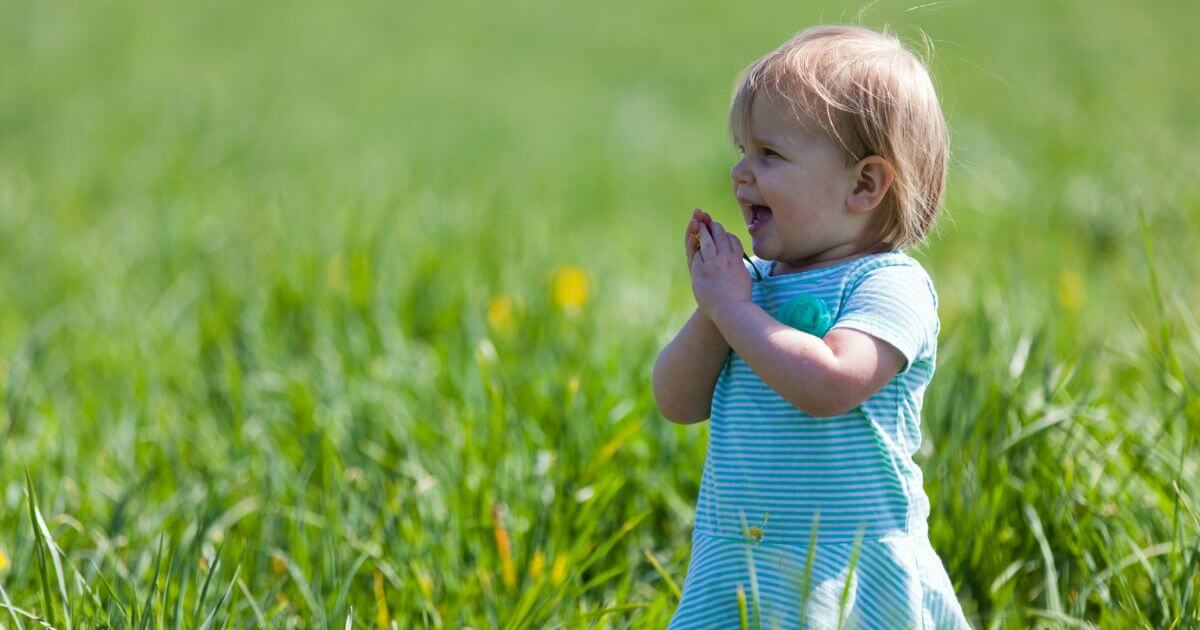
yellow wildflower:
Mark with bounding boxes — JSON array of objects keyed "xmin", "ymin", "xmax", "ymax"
[
  {"xmin": 487, "ymin": 295, "xmax": 517, "ymax": 335},
  {"xmin": 550, "ymin": 554, "xmax": 567, "ymax": 585},
  {"xmin": 413, "ymin": 564, "xmax": 433, "ymax": 601},
  {"xmin": 491, "ymin": 503, "xmax": 517, "ymax": 589},
  {"xmin": 528, "ymin": 550, "xmax": 546, "ymax": 580},
  {"xmin": 1057, "ymin": 269, "xmax": 1085, "ymax": 310},
  {"xmin": 374, "ymin": 570, "xmax": 390, "ymax": 630},
  {"xmin": 566, "ymin": 374, "xmax": 581, "ymax": 407},
  {"xmin": 0, "ymin": 547, "xmax": 9, "ymax": 571},
  {"xmin": 477, "ymin": 566, "xmax": 493, "ymax": 592},
  {"xmin": 551, "ymin": 266, "xmax": 589, "ymax": 313},
  {"xmin": 326, "ymin": 252, "xmax": 346, "ymax": 294},
  {"xmin": 372, "ymin": 568, "xmax": 391, "ymax": 628}
]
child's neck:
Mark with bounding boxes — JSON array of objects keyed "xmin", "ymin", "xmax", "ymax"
[{"xmin": 771, "ymin": 241, "xmax": 892, "ymax": 276}]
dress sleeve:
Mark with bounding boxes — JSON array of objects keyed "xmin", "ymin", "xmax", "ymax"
[{"xmin": 830, "ymin": 263, "xmax": 938, "ymax": 373}]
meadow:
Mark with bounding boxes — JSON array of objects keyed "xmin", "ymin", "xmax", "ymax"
[{"xmin": 1, "ymin": 0, "xmax": 1198, "ymax": 627}]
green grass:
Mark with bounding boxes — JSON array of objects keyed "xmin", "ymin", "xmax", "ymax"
[{"xmin": 2, "ymin": 0, "xmax": 1199, "ymax": 626}]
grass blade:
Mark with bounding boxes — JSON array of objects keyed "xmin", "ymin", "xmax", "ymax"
[
  {"xmin": 172, "ymin": 566, "xmax": 191, "ymax": 628},
  {"xmin": 191, "ymin": 540, "xmax": 225, "ymax": 627},
  {"xmin": 136, "ymin": 535, "xmax": 165, "ymax": 630},
  {"xmin": 86, "ymin": 559, "xmax": 130, "ymax": 625},
  {"xmin": 235, "ymin": 577, "xmax": 268, "ymax": 629},
  {"xmin": 0, "ymin": 600, "xmax": 54, "ymax": 628},
  {"xmin": 836, "ymin": 528, "xmax": 864, "ymax": 630},
  {"xmin": 1023, "ymin": 503, "xmax": 1063, "ymax": 616},
  {"xmin": 24, "ymin": 471, "xmax": 61, "ymax": 629},
  {"xmin": 274, "ymin": 547, "xmax": 325, "ymax": 627},
  {"xmin": 330, "ymin": 550, "xmax": 370, "ymax": 624},
  {"xmin": 743, "ymin": 542, "xmax": 762, "ymax": 630},
  {"xmin": 643, "ymin": 549, "xmax": 681, "ymax": 601},
  {"xmin": 0, "ymin": 577, "xmax": 27, "ymax": 630},
  {"xmin": 797, "ymin": 512, "xmax": 820, "ymax": 627},
  {"xmin": 199, "ymin": 564, "xmax": 241, "ymax": 630},
  {"xmin": 737, "ymin": 584, "xmax": 749, "ymax": 630}
]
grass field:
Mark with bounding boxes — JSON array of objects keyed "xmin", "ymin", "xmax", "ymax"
[{"xmin": 2, "ymin": 0, "xmax": 1199, "ymax": 627}]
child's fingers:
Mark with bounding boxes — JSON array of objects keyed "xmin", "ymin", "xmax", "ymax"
[
  {"xmin": 684, "ymin": 218, "xmax": 698, "ymax": 246},
  {"xmin": 727, "ymin": 232, "xmax": 744, "ymax": 255},
  {"xmin": 696, "ymin": 221, "xmax": 717, "ymax": 262},
  {"xmin": 708, "ymin": 221, "xmax": 730, "ymax": 256},
  {"xmin": 685, "ymin": 218, "xmax": 701, "ymax": 266}
]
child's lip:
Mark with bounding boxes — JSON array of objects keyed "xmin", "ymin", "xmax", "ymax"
[
  {"xmin": 736, "ymin": 195, "xmax": 768, "ymax": 226},
  {"xmin": 736, "ymin": 195, "xmax": 764, "ymax": 208},
  {"xmin": 748, "ymin": 207, "xmax": 772, "ymax": 233}
]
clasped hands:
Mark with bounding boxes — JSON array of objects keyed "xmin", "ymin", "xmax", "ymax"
[{"xmin": 685, "ymin": 208, "xmax": 752, "ymax": 323}]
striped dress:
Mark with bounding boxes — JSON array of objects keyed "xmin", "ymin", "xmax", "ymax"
[{"xmin": 669, "ymin": 250, "xmax": 970, "ymax": 630}]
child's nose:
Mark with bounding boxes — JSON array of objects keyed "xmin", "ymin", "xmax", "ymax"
[{"xmin": 730, "ymin": 158, "xmax": 753, "ymax": 184}]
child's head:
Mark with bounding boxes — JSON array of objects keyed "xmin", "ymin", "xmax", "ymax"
[{"xmin": 729, "ymin": 25, "xmax": 948, "ymax": 258}]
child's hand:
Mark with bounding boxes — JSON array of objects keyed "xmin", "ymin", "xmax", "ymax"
[
  {"xmin": 690, "ymin": 215, "xmax": 751, "ymax": 322},
  {"xmin": 684, "ymin": 208, "xmax": 713, "ymax": 270}
]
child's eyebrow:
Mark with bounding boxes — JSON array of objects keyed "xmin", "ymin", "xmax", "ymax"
[
  {"xmin": 734, "ymin": 132, "xmax": 787, "ymax": 150},
  {"xmin": 751, "ymin": 134, "xmax": 786, "ymax": 148}
]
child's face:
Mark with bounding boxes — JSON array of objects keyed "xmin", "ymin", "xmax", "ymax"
[{"xmin": 730, "ymin": 96, "xmax": 871, "ymax": 268}]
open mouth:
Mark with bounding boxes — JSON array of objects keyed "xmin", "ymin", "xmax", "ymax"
[{"xmin": 748, "ymin": 204, "xmax": 773, "ymax": 233}]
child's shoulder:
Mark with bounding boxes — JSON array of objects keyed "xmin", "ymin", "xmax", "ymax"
[
  {"xmin": 848, "ymin": 249, "xmax": 928, "ymax": 273},
  {"xmin": 844, "ymin": 249, "xmax": 938, "ymax": 302},
  {"xmin": 833, "ymin": 250, "xmax": 941, "ymax": 363},
  {"xmin": 844, "ymin": 249, "xmax": 936, "ymax": 280}
]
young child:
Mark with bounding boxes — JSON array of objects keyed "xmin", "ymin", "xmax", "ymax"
[{"xmin": 652, "ymin": 25, "xmax": 970, "ymax": 628}]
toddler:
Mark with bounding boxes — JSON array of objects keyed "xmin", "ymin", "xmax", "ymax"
[{"xmin": 652, "ymin": 25, "xmax": 970, "ymax": 628}]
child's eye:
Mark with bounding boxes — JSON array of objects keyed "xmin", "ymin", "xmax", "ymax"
[{"xmin": 762, "ymin": 148, "xmax": 780, "ymax": 158}]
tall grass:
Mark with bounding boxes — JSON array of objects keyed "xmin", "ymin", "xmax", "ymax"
[{"xmin": 1, "ymin": 0, "xmax": 1198, "ymax": 626}]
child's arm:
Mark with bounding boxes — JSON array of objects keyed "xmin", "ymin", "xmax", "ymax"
[
  {"xmin": 690, "ymin": 220, "xmax": 906, "ymax": 418},
  {"xmin": 652, "ymin": 308, "xmax": 730, "ymax": 424},
  {"xmin": 709, "ymin": 303, "xmax": 904, "ymax": 417},
  {"xmin": 652, "ymin": 208, "xmax": 730, "ymax": 424}
]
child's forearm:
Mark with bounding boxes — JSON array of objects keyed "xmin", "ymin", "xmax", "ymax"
[
  {"xmin": 709, "ymin": 301, "xmax": 846, "ymax": 418},
  {"xmin": 652, "ymin": 308, "xmax": 730, "ymax": 424}
]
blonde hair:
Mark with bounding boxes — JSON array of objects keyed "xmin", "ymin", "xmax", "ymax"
[{"xmin": 729, "ymin": 25, "xmax": 948, "ymax": 249}]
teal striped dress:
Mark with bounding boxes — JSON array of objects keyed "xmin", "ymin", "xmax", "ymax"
[{"xmin": 669, "ymin": 251, "xmax": 970, "ymax": 629}]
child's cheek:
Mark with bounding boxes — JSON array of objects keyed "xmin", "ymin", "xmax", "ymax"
[{"xmin": 824, "ymin": 181, "xmax": 842, "ymax": 203}]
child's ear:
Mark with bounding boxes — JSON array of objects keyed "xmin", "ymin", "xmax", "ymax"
[{"xmin": 846, "ymin": 156, "xmax": 894, "ymax": 214}]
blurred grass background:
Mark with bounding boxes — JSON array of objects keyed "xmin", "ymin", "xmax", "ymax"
[{"xmin": 2, "ymin": 0, "xmax": 1199, "ymax": 627}]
